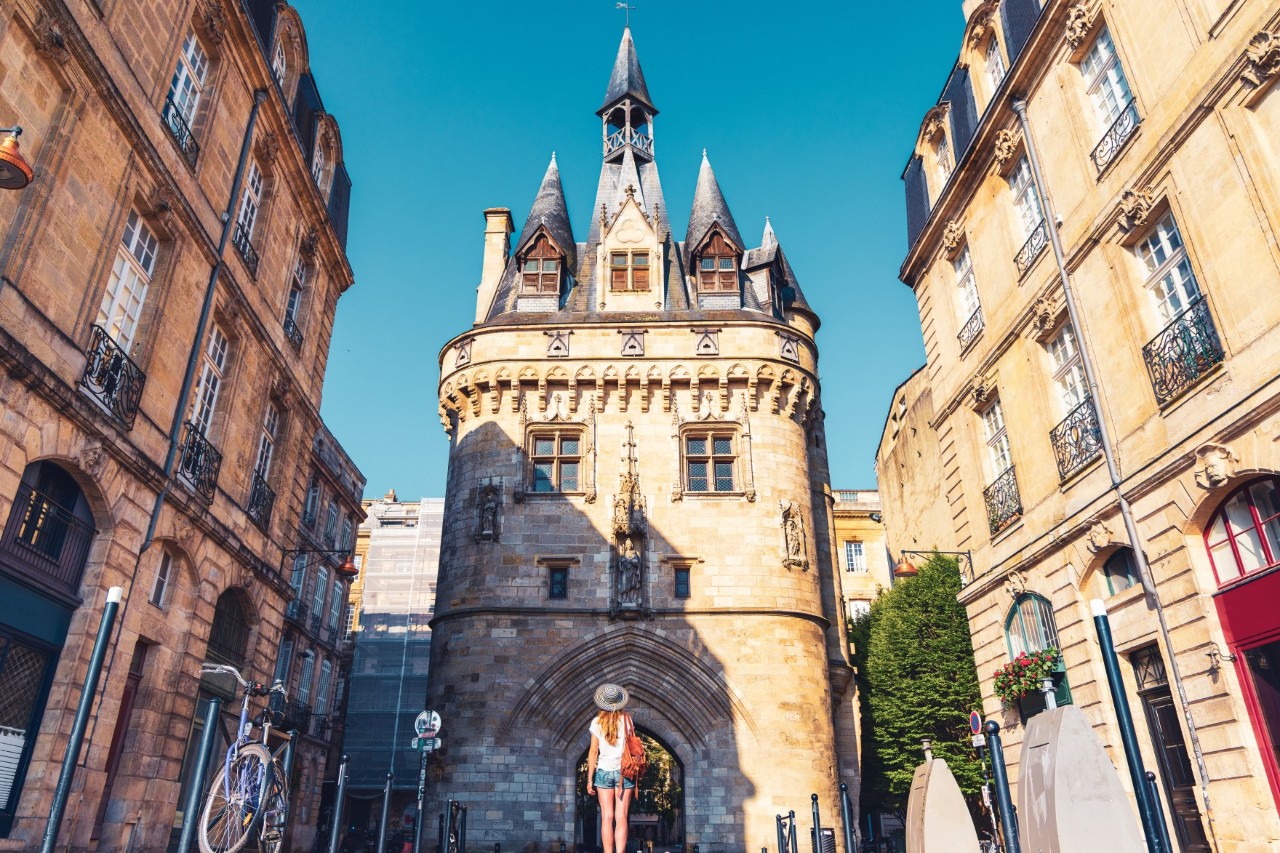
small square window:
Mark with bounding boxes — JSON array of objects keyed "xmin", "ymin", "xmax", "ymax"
[
  {"xmin": 524, "ymin": 260, "xmax": 539, "ymax": 273},
  {"xmin": 688, "ymin": 462, "xmax": 708, "ymax": 492},
  {"xmin": 713, "ymin": 437, "xmax": 732, "ymax": 455},
  {"xmin": 534, "ymin": 438, "xmax": 555, "ymax": 456},
  {"xmin": 674, "ymin": 567, "xmax": 690, "ymax": 599},
  {"xmin": 560, "ymin": 437, "xmax": 580, "ymax": 455},
  {"xmin": 549, "ymin": 566, "xmax": 568, "ymax": 599},
  {"xmin": 687, "ymin": 437, "xmax": 707, "ymax": 455},
  {"xmin": 633, "ymin": 253, "xmax": 649, "ymax": 267},
  {"xmin": 700, "ymin": 258, "xmax": 715, "ymax": 271},
  {"xmin": 718, "ymin": 258, "xmax": 735, "ymax": 270}
]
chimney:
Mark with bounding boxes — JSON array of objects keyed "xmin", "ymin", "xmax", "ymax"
[{"xmin": 476, "ymin": 208, "xmax": 513, "ymax": 324}]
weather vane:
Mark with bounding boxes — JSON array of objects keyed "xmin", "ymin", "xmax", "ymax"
[{"xmin": 616, "ymin": 2, "xmax": 635, "ymax": 27}]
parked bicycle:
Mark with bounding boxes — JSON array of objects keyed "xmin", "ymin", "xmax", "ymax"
[{"xmin": 197, "ymin": 663, "xmax": 292, "ymax": 853}]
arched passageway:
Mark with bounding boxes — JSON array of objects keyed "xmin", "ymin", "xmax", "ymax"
[{"xmin": 574, "ymin": 729, "xmax": 685, "ymax": 852}]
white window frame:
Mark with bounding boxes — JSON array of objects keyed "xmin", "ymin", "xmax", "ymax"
[
  {"xmin": 312, "ymin": 142, "xmax": 326, "ymax": 188},
  {"xmin": 315, "ymin": 659, "xmax": 332, "ymax": 716},
  {"xmin": 982, "ymin": 398, "xmax": 1013, "ymax": 477},
  {"xmin": 844, "ymin": 541, "xmax": 866, "ymax": 573},
  {"xmin": 168, "ymin": 32, "xmax": 210, "ymax": 124},
  {"xmin": 150, "ymin": 549, "xmax": 174, "ymax": 607},
  {"xmin": 986, "ymin": 37, "xmax": 1007, "ymax": 91},
  {"xmin": 190, "ymin": 324, "xmax": 228, "ymax": 434},
  {"xmin": 296, "ymin": 651, "xmax": 315, "ymax": 705},
  {"xmin": 285, "ymin": 259, "xmax": 306, "ymax": 325},
  {"xmin": 271, "ymin": 39, "xmax": 287, "ymax": 84},
  {"xmin": 1136, "ymin": 213, "xmax": 1201, "ymax": 326},
  {"xmin": 328, "ymin": 580, "xmax": 342, "ymax": 630},
  {"xmin": 236, "ymin": 160, "xmax": 264, "ymax": 240},
  {"xmin": 1079, "ymin": 27, "xmax": 1132, "ymax": 127},
  {"xmin": 1048, "ymin": 325, "xmax": 1087, "ymax": 413},
  {"xmin": 290, "ymin": 554, "xmax": 307, "ymax": 597},
  {"xmin": 273, "ymin": 637, "xmax": 293, "ymax": 686},
  {"xmin": 97, "ymin": 210, "xmax": 160, "ymax": 352},
  {"xmin": 254, "ymin": 404, "xmax": 279, "ymax": 479},
  {"xmin": 936, "ymin": 136, "xmax": 953, "ymax": 186},
  {"xmin": 312, "ymin": 565, "xmax": 329, "ymax": 618},
  {"xmin": 954, "ymin": 245, "xmax": 980, "ymax": 318},
  {"xmin": 1009, "ymin": 156, "xmax": 1043, "ymax": 238}
]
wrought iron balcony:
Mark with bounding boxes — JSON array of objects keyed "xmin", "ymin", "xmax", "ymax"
[
  {"xmin": 957, "ymin": 307, "xmax": 985, "ymax": 352},
  {"xmin": 1142, "ymin": 296, "xmax": 1224, "ymax": 406},
  {"xmin": 302, "ymin": 503, "xmax": 317, "ymax": 528},
  {"xmin": 80, "ymin": 325, "xmax": 146, "ymax": 429},
  {"xmin": 1015, "ymin": 220, "xmax": 1049, "ymax": 276},
  {"xmin": 247, "ymin": 472, "xmax": 275, "ymax": 531},
  {"xmin": 231, "ymin": 220, "xmax": 260, "ymax": 276},
  {"xmin": 0, "ymin": 483, "xmax": 95, "ymax": 597},
  {"xmin": 161, "ymin": 95, "xmax": 200, "ymax": 166},
  {"xmin": 1050, "ymin": 396, "xmax": 1103, "ymax": 481},
  {"xmin": 1091, "ymin": 99, "xmax": 1140, "ymax": 174},
  {"xmin": 284, "ymin": 598, "xmax": 309, "ymax": 625},
  {"xmin": 178, "ymin": 421, "xmax": 222, "ymax": 503},
  {"xmin": 983, "ymin": 466, "xmax": 1023, "ymax": 536},
  {"xmin": 283, "ymin": 313, "xmax": 303, "ymax": 348}
]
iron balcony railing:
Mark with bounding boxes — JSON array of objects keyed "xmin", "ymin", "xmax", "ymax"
[
  {"xmin": 284, "ymin": 598, "xmax": 309, "ymax": 625},
  {"xmin": 1050, "ymin": 396, "xmax": 1103, "ymax": 481},
  {"xmin": 161, "ymin": 95, "xmax": 200, "ymax": 166},
  {"xmin": 0, "ymin": 483, "xmax": 95, "ymax": 597},
  {"xmin": 983, "ymin": 466, "xmax": 1023, "ymax": 536},
  {"xmin": 247, "ymin": 472, "xmax": 275, "ymax": 531},
  {"xmin": 231, "ymin": 220, "xmax": 260, "ymax": 276},
  {"xmin": 302, "ymin": 503, "xmax": 317, "ymax": 527},
  {"xmin": 80, "ymin": 325, "xmax": 146, "ymax": 429},
  {"xmin": 1015, "ymin": 220, "xmax": 1049, "ymax": 276},
  {"xmin": 178, "ymin": 421, "xmax": 222, "ymax": 503},
  {"xmin": 1142, "ymin": 296, "xmax": 1224, "ymax": 406},
  {"xmin": 283, "ymin": 313, "xmax": 303, "ymax": 348},
  {"xmin": 957, "ymin": 307, "xmax": 985, "ymax": 352},
  {"xmin": 1091, "ymin": 99, "xmax": 1141, "ymax": 174}
]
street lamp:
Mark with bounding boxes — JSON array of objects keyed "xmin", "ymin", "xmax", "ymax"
[
  {"xmin": 896, "ymin": 550, "xmax": 975, "ymax": 585},
  {"xmin": 0, "ymin": 127, "xmax": 34, "ymax": 189},
  {"xmin": 281, "ymin": 548, "xmax": 360, "ymax": 579}
]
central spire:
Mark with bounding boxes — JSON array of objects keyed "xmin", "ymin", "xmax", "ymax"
[
  {"xmin": 599, "ymin": 27, "xmax": 657, "ymax": 164},
  {"xmin": 599, "ymin": 27, "xmax": 657, "ymax": 116}
]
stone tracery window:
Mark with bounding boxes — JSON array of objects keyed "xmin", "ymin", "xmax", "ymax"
[
  {"xmin": 529, "ymin": 428, "xmax": 582, "ymax": 493},
  {"xmin": 682, "ymin": 428, "xmax": 737, "ymax": 493}
]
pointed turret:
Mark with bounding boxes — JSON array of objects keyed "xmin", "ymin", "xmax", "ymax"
[
  {"xmin": 761, "ymin": 216, "xmax": 778, "ymax": 248},
  {"xmin": 685, "ymin": 151, "xmax": 744, "ymax": 257},
  {"xmin": 599, "ymin": 27, "xmax": 656, "ymax": 115},
  {"xmin": 515, "ymin": 153, "xmax": 576, "ymax": 269}
]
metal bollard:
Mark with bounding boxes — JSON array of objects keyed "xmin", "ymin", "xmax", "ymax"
[
  {"xmin": 1146, "ymin": 772, "xmax": 1174, "ymax": 853},
  {"xmin": 984, "ymin": 720, "xmax": 1021, "ymax": 853},
  {"xmin": 788, "ymin": 810, "xmax": 798, "ymax": 853},
  {"xmin": 326, "ymin": 754, "xmax": 350, "ymax": 853},
  {"xmin": 777, "ymin": 814, "xmax": 787, "ymax": 853},
  {"xmin": 460, "ymin": 804, "xmax": 469, "ymax": 853},
  {"xmin": 811, "ymin": 794, "xmax": 824, "ymax": 853},
  {"xmin": 377, "ymin": 772, "xmax": 394, "ymax": 853},
  {"xmin": 175, "ymin": 697, "xmax": 222, "ymax": 853},
  {"xmin": 839, "ymin": 783, "xmax": 856, "ymax": 853}
]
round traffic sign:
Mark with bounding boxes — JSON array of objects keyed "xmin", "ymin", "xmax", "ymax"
[
  {"xmin": 415, "ymin": 710, "xmax": 442, "ymax": 737},
  {"xmin": 970, "ymin": 710, "xmax": 982, "ymax": 735}
]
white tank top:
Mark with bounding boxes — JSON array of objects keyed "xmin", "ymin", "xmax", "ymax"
[{"xmin": 590, "ymin": 716, "xmax": 625, "ymax": 772}]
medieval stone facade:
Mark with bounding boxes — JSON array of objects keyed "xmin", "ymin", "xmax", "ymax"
[
  {"xmin": 428, "ymin": 28, "xmax": 858, "ymax": 851},
  {"xmin": 885, "ymin": 1, "xmax": 1280, "ymax": 849},
  {"xmin": 0, "ymin": 1, "xmax": 361, "ymax": 850}
]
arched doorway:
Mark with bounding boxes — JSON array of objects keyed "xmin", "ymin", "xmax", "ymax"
[
  {"xmin": 574, "ymin": 729, "xmax": 684, "ymax": 852},
  {"xmin": 0, "ymin": 461, "xmax": 96, "ymax": 837}
]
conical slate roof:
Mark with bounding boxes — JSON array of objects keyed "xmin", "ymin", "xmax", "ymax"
[
  {"xmin": 515, "ymin": 154, "xmax": 575, "ymax": 269},
  {"xmin": 599, "ymin": 27, "xmax": 657, "ymax": 115},
  {"xmin": 684, "ymin": 152, "xmax": 744, "ymax": 257}
]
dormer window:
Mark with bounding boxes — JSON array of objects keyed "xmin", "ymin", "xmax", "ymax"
[
  {"xmin": 521, "ymin": 234, "xmax": 562, "ymax": 294},
  {"xmin": 610, "ymin": 251, "xmax": 649, "ymax": 292},
  {"xmin": 696, "ymin": 232, "xmax": 738, "ymax": 292}
]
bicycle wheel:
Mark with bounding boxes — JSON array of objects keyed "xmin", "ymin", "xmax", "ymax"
[
  {"xmin": 198, "ymin": 742, "xmax": 274, "ymax": 853},
  {"xmin": 258, "ymin": 757, "xmax": 289, "ymax": 853}
]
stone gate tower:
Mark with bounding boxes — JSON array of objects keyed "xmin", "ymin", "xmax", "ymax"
[{"xmin": 428, "ymin": 28, "xmax": 858, "ymax": 851}]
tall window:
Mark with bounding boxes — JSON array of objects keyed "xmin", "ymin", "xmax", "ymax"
[
  {"xmin": 982, "ymin": 399, "xmax": 1013, "ymax": 476},
  {"xmin": 311, "ymin": 143, "xmax": 326, "ymax": 187},
  {"xmin": 521, "ymin": 235, "xmax": 562, "ymax": 294},
  {"xmin": 324, "ymin": 501, "xmax": 338, "ymax": 544},
  {"xmin": 548, "ymin": 564, "xmax": 569, "ymax": 599},
  {"xmin": 97, "ymin": 210, "xmax": 159, "ymax": 352},
  {"xmin": 674, "ymin": 565, "xmax": 691, "ymax": 599},
  {"xmin": 1009, "ymin": 156, "xmax": 1043, "ymax": 237},
  {"xmin": 844, "ymin": 541, "xmax": 866, "ymax": 573},
  {"xmin": 936, "ymin": 136, "xmax": 953, "ymax": 185},
  {"xmin": 290, "ymin": 554, "xmax": 307, "ymax": 597},
  {"xmin": 1006, "ymin": 593, "xmax": 1060, "ymax": 657},
  {"xmin": 150, "ymin": 549, "xmax": 174, "ymax": 607},
  {"xmin": 254, "ymin": 405, "xmax": 279, "ymax": 479},
  {"xmin": 954, "ymin": 245, "xmax": 980, "ymax": 318},
  {"xmin": 189, "ymin": 324, "xmax": 228, "ymax": 434},
  {"xmin": 986, "ymin": 38, "xmax": 1007, "ymax": 90},
  {"xmin": 696, "ymin": 233, "xmax": 737, "ymax": 292},
  {"xmin": 167, "ymin": 33, "xmax": 209, "ymax": 124},
  {"xmin": 340, "ymin": 517, "xmax": 354, "ymax": 551},
  {"xmin": 611, "ymin": 250, "xmax": 651, "ymax": 292},
  {"xmin": 236, "ymin": 159, "xmax": 263, "ymax": 236},
  {"xmin": 315, "ymin": 659, "xmax": 332, "ymax": 716},
  {"xmin": 328, "ymin": 580, "xmax": 342, "ymax": 630},
  {"xmin": 684, "ymin": 430, "xmax": 736, "ymax": 493},
  {"xmin": 1205, "ymin": 478, "xmax": 1280, "ymax": 585},
  {"xmin": 303, "ymin": 478, "xmax": 320, "ymax": 526},
  {"xmin": 312, "ymin": 565, "xmax": 329, "ymax": 618},
  {"xmin": 296, "ymin": 652, "xmax": 315, "ymax": 705},
  {"xmin": 1048, "ymin": 325, "xmax": 1087, "ymax": 411},
  {"xmin": 273, "ymin": 637, "xmax": 293, "ymax": 686},
  {"xmin": 530, "ymin": 429, "xmax": 581, "ymax": 493},
  {"xmin": 271, "ymin": 40, "xmax": 287, "ymax": 84},
  {"xmin": 1079, "ymin": 27, "xmax": 1132, "ymax": 127},
  {"xmin": 1137, "ymin": 213, "xmax": 1201, "ymax": 325},
  {"xmin": 285, "ymin": 259, "xmax": 305, "ymax": 335}
]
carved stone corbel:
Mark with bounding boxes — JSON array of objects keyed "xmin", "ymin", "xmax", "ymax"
[
  {"xmin": 1025, "ymin": 290, "xmax": 1065, "ymax": 342},
  {"xmin": 993, "ymin": 128, "xmax": 1021, "ymax": 170},
  {"xmin": 1064, "ymin": 4, "xmax": 1094, "ymax": 51},
  {"xmin": 76, "ymin": 438, "xmax": 107, "ymax": 479},
  {"xmin": 941, "ymin": 219, "xmax": 965, "ymax": 258},
  {"xmin": 922, "ymin": 104, "xmax": 950, "ymax": 143},
  {"xmin": 1085, "ymin": 517, "xmax": 1115, "ymax": 554},
  {"xmin": 1117, "ymin": 188, "xmax": 1157, "ymax": 233},
  {"xmin": 1242, "ymin": 30, "xmax": 1280, "ymax": 89},
  {"xmin": 146, "ymin": 184, "xmax": 177, "ymax": 228},
  {"xmin": 1004, "ymin": 569, "xmax": 1028, "ymax": 599},
  {"xmin": 258, "ymin": 131, "xmax": 282, "ymax": 167},
  {"xmin": 970, "ymin": 370, "xmax": 997, "ymax": 409},
  {"xmin": 199, "ymin": 0, "xmax": 228, "ymax": 45},
  {"xmin": 299, "ymin": 226, "xmax": 320, "ymax": 260},
  {"xmin": 1194, "ymin": 442, "xmax": 1239, "ymax": 490},
  {"xmin": 34, "ymin": 8, "xmax": 71, "ymax": 63}
]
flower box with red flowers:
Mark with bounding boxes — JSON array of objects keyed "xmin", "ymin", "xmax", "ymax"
[{"xmin": 993, "ymin": 647, "xmax": 1060, "ymax": 707}]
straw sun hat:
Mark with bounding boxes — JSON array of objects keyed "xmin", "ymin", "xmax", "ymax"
[{"xmin": 594, "ymin": 683, "xmax": 630, "ymax": 711}]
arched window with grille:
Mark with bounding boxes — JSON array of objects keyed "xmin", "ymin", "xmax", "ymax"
[
  {"xmin": 206, "ymin": 590, "xmax": 251, "ymax": 667},
  {"xmin": 1004, "ymin": 592, "xmax": 1071, "ymax": 716}
]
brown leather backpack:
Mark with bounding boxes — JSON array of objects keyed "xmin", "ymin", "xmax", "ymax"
[{"xmin": 619, "ymin": 713, "xmax": 647, "ymax": 783}]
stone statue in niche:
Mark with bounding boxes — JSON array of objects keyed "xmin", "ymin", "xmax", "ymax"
[
  {"xmin": 618, "ymin": 537, "xmax": 642, "ymax": 605},
  {"xmin": 475, "ymin": 481, "xmax": 501, "ymax": 542},
  {"xmin": 781, "ymin": 501, "xmax": 809, "ymax": 570}
]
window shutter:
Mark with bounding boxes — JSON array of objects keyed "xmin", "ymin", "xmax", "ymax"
[
  {"xmin": 904, "ymin": 156, "xmax": 930, "ymax": 248},
  {"xmin": 1001, "ymin": 0, "xmax": 1044, "ymax": 62},
  {"xmin": 944, "ymin": 67, "xmax": 980, "ymax": 154}
]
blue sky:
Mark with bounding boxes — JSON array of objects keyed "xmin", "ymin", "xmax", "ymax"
[{"xmin": 300, "ymin": 1, "xmax": 965, "ymax": 499}]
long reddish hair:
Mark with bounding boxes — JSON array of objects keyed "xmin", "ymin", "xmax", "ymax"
[{"xmin": 596, "ymin": 709, "xmax": 624, "ymax": 744}]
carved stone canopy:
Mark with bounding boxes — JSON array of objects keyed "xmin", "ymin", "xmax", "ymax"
[
  {"xmin": 1243, "ymin": 29, "xmax": 1280, "ymax": 89},
  {"xmin": 966, "ymin": 0, "xmax": 1000, "ymax": 50},
  {"xmin": 922, "ymin": 104, "xmax": 950, "ymax": 143},
  {"xmin": 1117, "ymin": 188, "xmax": 1157, "ymax": 233},
  {"xmin": 1193, "ymin": 442, "xmax": 1239, "ymax": 490},
  {"xmin": 993, "ymin": 128, "xmax": 1021, "ymax": 169},
  {"xmin": 1064, "ymin": 4, "xmax": 1094, "ymax": 51},
  {"xmin": 941, "ymin": 219, "xmax": 965, "ymax": 258}
]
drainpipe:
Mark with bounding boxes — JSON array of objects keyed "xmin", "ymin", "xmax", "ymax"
[{"xmin": 1011, "ymin": 98, "xmax": 1217, "ymax": 847}]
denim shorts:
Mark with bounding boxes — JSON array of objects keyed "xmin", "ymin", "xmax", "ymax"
[{"xmin": 592, "ymin": 768, "xmax": 635, "ymax": 790}]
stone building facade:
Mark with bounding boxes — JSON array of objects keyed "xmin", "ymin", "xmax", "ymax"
[
  {"xmin": 884, "ymin": 0, "xmax": 1280, "ymax": 849},
  {"xmin": 428, "ymin": 28, "xmax": 858, "ymax": 851},
  {"xmin": 830, "ymin": 489, "xmax": 891, "ymax": 623},
  {"xmin": 0, "ymin": 0, "xmax": 360, "ymax": 849}
]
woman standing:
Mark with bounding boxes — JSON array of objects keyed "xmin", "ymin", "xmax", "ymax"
[{"xmin": 586, "ymin": 683, "xmax": 635, "ymax": 853}]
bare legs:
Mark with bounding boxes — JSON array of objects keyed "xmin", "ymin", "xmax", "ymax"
[{"xmin": 595, "ymin": 786, "xmax": 632, "ymax": 853}]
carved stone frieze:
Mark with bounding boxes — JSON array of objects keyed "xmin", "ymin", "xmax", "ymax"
[
  {"xmin": 1243, "ymin": 30, "xmax": 1280, "ymax": 89},
  {"xmin": 1064, "ymin": 4, "xmax": 1094, "ymax": 51},
  {"xmin": 941, "ymin": 219, "xmax": 965, "ymax": 257},
  {"xmin": 1194, "ymin": 442, "xmax": 1239, "ymax": 490},
  {"xmin": 1117, "ymin": 188, "xmax": 1157, "ymax": 233},
  {"xmin": 993, "ymin": 128, "xmax": 1021, "ymax": 169}
]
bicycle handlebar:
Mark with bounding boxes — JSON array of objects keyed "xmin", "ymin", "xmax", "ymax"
[{"xmin": 199, "ymin": 665, "xmax": 287, "ymax": 699}]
